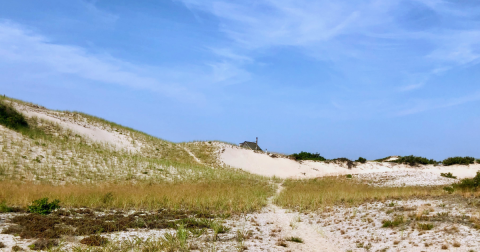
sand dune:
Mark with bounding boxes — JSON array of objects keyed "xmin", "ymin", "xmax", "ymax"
[
  {"xmin": 13, "ymin": 102, "xmax": 141, "ymax": 152},
  {"xmin": 218, "ymin": 143, "xmax": 480, "ymax": 184}
]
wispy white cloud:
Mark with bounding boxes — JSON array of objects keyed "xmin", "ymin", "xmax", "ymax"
[
  {"xmin": 81, "ymin": 0, "xmax": 119, "ymax": 24},
  {"xmin": 399, "ymin": 82, "xmax": 425, "ymax": 92},
  {"xmin": 427, "ymin": 30, "xmax": 480, "ymax": 65},
  {"xmin": 396, "ymin": 92, "xmax": 480, "ymax": 116},
  {"xmin": 0, "ymin": 21, "xmax": 251, "ymax": 103},
  {"xmin": 180, "ymin": 0, "xmax": 480, "ymax": 115},
  {"xmin": 181, "ymin": 0, "xmax": 399, "ymax": 49}
]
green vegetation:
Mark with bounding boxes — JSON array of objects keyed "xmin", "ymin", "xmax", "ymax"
[
  {"xmin": 389, "ymin": 155, "xmax": 437, "ymax": 166},
  {"xmin": 0, "ymin": 99, "xmax": 29, "ymax": 130},
  {"xmin": 0, "ymin": 96, "xmax": 274, "ymax": 214},
  {"xmin": 331, "ymin": 157, "xmax": 356, "ymax": 169},
  {"xmin": 0, "ymin": 201, "xmax": 13, "ymax": 213},
  {"xmin": 29, "ymin": 238, "xmax": 58, "ymax": 250},
  {"xmin": 286, "ymin": 236, "xmax": 303, "ymax": 243},
  {"xmin": 374, "ymin": 156, "xmax": 391, "ymax": 162},
  {"xmin": 355, "ymin": 157, "xmax": 367, "ymax": 163},
  {"xmin": 27, "ymin": 198, "xmax": 60, "ymax": 215},
  {"xmin": 443, "ymin": 186, "xmax": 454, "ymax": 194},
  {"xmin": 290, "ymin": 151, "xmax": 326, "ymax": 161},
  {"xmin": 80, "ymin": 235, "xmax": 109, "ymax": 246},
  {"xmin": 417, "ymin": 223, "xmax": 434, "ymax": 230},
  {"xmin": 2, "ymin": 207, "xmax": 232, "ymax": 251},
  {"xmin": 440, "ymin": 172, "xmax": 457, "ymax": 179},
  {"xmin": 453, "ymin": 171, "xmax": 480, "ymax": 190},
  {"xmin": 382, "ymin": 215, "xmax": 404, "ymax": 228},
  {"xmin": 442, "ymin": 156, "xmax": 475, "ymax": 166},
  {"xmin": 346, "ymin": 174, "xmax": 352, "ymax": 179}
]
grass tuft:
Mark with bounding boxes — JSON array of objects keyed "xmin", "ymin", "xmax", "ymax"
[
  {"xmin": 440, "ymin": 172, "xmax": 457, "ymax": 179},
  {"xmin": 286, "ymin": 236, "xmax": 303, "ymax": 243},
  {"xmin": 382, "ymin": 216, "xmax": 404, "ymax": 228},
  {"xmin": 417, "ymin": 223, "xmax": 434, "ymax": 230}
]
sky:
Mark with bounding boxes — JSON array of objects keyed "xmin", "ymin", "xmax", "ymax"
[{"xmin": 1, "ymin": 0, "xmax": 480, "ymax": 160}]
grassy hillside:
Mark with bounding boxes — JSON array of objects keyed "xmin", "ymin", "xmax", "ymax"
[{"xmin": 0, "ymin": 96, "xmax": 274, "ymax": 213}]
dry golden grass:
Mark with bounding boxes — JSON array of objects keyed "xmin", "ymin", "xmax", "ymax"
[
  {"xmin": 275, "ymin": 177, "xmax": 445, "ymax": 211},
  {"xmin": 0, "ymin": 180, "xmax": 274, "ymax": 214},
  {"xmin": 181, "ymin": 141, "xmax": 220, "ymax": 167}
]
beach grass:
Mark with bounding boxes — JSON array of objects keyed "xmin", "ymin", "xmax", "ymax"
[
  {"xmin": 0, "ymin": 96, "xmax": 276, "ymax": 214},
  {"xmin": 0, "ymin": 180, "xmax": 274, "ymax": 214},
  {"xmin": 275, "ymin": 176, "xmax": 445, "ymax": 211}
]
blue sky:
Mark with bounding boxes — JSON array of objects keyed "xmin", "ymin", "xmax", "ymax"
[{"xmin": 1, "ymin": 0, "xmax": 480, "ymax": 160}]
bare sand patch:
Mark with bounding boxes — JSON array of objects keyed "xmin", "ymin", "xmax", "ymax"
[
  {"xmin": 218, "ymin": 143, "xmax": 480, "ymax": 186},
  {"xmin": 12, "ymin": 102, "xmax": 141, "ymax": 152}
]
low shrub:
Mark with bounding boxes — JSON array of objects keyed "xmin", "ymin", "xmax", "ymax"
[
  {"xmin": 443, "ymin": 186, "xmax": 454, "ymax": 194},
  {"xmin": 355, "ymin": 157, "xmax": 367, "ymax": 164},
  {"xmin": 12, "ymin": 245, "xmax": 22, "ymax": 251},
  {"xmin": 374, "ymin": 156, "xmax": 391, "ymax": 162},
  {"xmin": 442, "ymin": 156, "xmax": 475, "ymax": 166},
  {"xmin": 440, "ymin": 172, "xmax": 457, "ymax": 179},
  {"xmin": 332, "ymin": 158, "xmax": 356, "ymax": 169},
  {"xmin": 290, "ymin": 151, "xmax": 325, "ymax": 161},
  {"xmin": 28, "ymin": 198, "xmax": 60, "ymax": 215},
  {"xmin": 346, "ymin": 174, "xmax": 352, "ymax": 179},
  {"xmin": 453, "ymin": 171, "xmax": 480, "ymax": 190},
  {"xmin": 0, "ymin": 100, "xmax": 29, "ymax": 130},
  {"xmin": 29, "ymin": 239, "xmax": 58, "ymax": 250},
  {"xmin": 390, "ymin": 155, "xmax": 437, "ymax": 166},
  {"xmin": 80, "ymin": 235, "xmax": 109, "ymax": 246},
  {"xmin": 0, "ymin": 201, "xmax": 12, "ymax": 213}
]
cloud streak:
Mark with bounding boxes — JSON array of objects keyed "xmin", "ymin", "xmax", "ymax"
[
  {"xmin": 180, "ymin": 0, "xmax": 480, "ymax": 115},
  {"xmin": 0, "ymin": 21, "xmax": 252, "ymax": 103}
]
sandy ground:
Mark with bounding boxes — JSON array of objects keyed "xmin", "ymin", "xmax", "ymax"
[
  {"xmin": 3, "ymin": 184, "xmax": 480, "ymax": 252},
  {"xmin": 0, "ymin": 184, "xmax": 340, "ymax": 252},
  {"xmin": 12, "ymin": 102, "xmax": 141, "ymax": 152},
  {"xmin": 218, "ymin": 143, "xmax": 480, "ymax": 183}
]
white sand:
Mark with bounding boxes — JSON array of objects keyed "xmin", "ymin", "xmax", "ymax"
[
  {"xmin": 218, "ymin": 143, "xmax": 480, "ymax": 183},
  {"xmin": 12, "ymin": 102, "xmax": 141, "ymax": 152}
]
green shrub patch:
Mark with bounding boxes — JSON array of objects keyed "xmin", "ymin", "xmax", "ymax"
[
  {"xmin": 442, "ymin": 156, "xmax": 475, "ymax": 166},
  {"xmin": 28, "ymin": 198, "xmax": 61, "ymax": 215},
  {"xmin": 290, "ymin": 151, "xmax": 326, "ymax": 161},
  {"xmin": 454, "ymin": 171, "xmax": 480, "ymax": 190},
  {"xmin": 389, "ymin": 155, "xmax": 437, "ymax": 166},
  {"xmin": 0, "ymin": 100, "xmax": 29, "ymax": 130},
  {"xmin": 440, "ymin": 172, "xmax": 457, "ymax": 179}
]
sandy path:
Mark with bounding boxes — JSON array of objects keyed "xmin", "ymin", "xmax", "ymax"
[
  {"xmin": 183, "ymin": 147, "xmax": 203, "ymax": 165},
  {"xmin": 253, "ymin": 182, "xmax": 341, "ymax": 251}
]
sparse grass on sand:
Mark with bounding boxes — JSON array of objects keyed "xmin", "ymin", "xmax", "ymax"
[
  {"xmin": 0, "ymin": 180, "xmax": 273, "ymax": 214},
  {"xmin": 275, "ymin": 176, "xmax": 445, "ymax": 211},
  {"xmin": 0, "ymin": 97, "xmax": 276, "ymax": 214}
]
